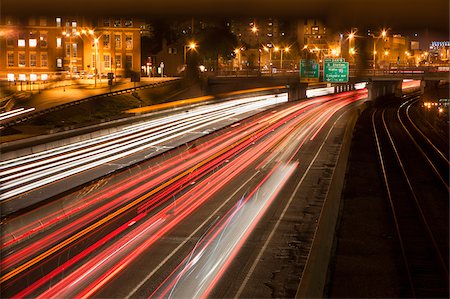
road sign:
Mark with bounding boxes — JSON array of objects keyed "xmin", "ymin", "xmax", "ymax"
[
  {"xmin": 324, "ymin": 59, "xmax": 349, "ymax": 83},
  {"xmin": 300, "ymin": 59, "xmax": 320, "ymax": 82}
]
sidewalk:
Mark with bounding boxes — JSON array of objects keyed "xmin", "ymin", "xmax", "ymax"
[{"xmin": 12, "ymin": 77, "xmax": 179, "ymax": 112}]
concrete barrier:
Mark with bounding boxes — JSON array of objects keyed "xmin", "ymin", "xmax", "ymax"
[{"xmin": 296, "ymin": 102, "xmax": 368, "ymax": 298}]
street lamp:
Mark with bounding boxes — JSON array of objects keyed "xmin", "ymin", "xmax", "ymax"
[
  {"xmin": 370, "ymin": 29, "xmax": 388, "ymax": 70},
  {"xmin": 251, "ymin": 25, "xmax": 260, "ymax": 76},
  {"xmin": 234, "ymin": 48, "xmax": 242, "ymax": 70},
  {"xmin": 348, "ymin": 31, "xmax": 356, "ymax": 57},
  {"xmin": 184, "ymin": 42, "xmax": 197, "ymax": 64},
  {"xmin": 274, "ymin": 46, "xmax": 290, "ymax": 70}
]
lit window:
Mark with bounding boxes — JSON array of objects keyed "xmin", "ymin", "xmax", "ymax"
[
  {"xmin": 125, "ymin": 54, "xmax": 132, "ymax": 68},
  {"xmin": 29, "ymin": 39, "xmax": 37, "ymax": 47},
  {"xmin": 30, "ymin": 74, "xmax": 37, "ymax": 81},
  {"xmin": 41, "ymin": 74, "xmax": 48, "ymax": 81},
  {"xmin": 7, "ymin": 53, "xmax": 14, "ymax": 67},
  {"xmin": 56, "ymin": 17, "xmax": 61, "ymax": 27},
  {"xmin": 72, "ymin": 21, "xmax": 77, "ymax": 28},
  {"xmin": 19, "ymin": 74, "xmax": 26, "ymax": 81},
  {"xmin": 115, "ymin": 34, "xmax": 122, "ymax": 48},
  {"xmin": 72, "ymin": 43, "xmax": 77, "ymax": 57},
  {"xmin": 8, "ymin": 73, "xmax": 15, "ymax": 81},
  {"xmin": 92, "ymin": 53, "xmax": 97, "ymax": 69},
  {"xmin": 19, "ymin": 53, "xmax": 26, "ymax": 67},
  {"xmin": 56, "ymin": 58, "xmax": 63, "ymax": 68},
  {"xmin": 103, "ymin": 34, "xmax": 110, "ymax": 48},
  {"xmin": 41, "ymin": 53, "xmax": 48, "ymax": 67},
  {"xmin": 57, "ymin": 37, "xmax": 62, "ymax": 47},
  {"xmin": 30, "ymin": 53, "xmax": 37, "ymax": 67},
  {"xmin": 104, "ymin": 54, "xmax": 111, "ymax": 68},
  {"xmin": 40, "ymin": 33, "xmax": 48, "ymax": 47},
  {"xmin": 115, "ymin": 55, "xmax": 121, "ymax": 68},
  {"xmin": 18, "ymin": 39, "xmax": 25, "ymax": 47},
  {"xmin": 124, "ymin": 19, "xmax": 133, "ymax": 27},
  {"xmin": 125, "ymin": 34, "xmax": 132, "ymax": 49}
]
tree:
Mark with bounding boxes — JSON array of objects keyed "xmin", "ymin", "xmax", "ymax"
[{"xmin": 197, "ymin": 23, "xmax": 238, "ymax": 70}]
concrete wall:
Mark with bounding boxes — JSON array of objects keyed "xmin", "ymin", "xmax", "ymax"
[{"xmin": 367, "ymin": 80, "xmax": 402, "ymax": 101}]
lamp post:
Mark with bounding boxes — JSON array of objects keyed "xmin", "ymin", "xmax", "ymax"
[
  {"xmin": 84, "ymin": 29, "xmax": 104, "ymax": 87},
  {"xmin": 370, "ymin": 29, "xmax": 387, "ymax": 70},
  {"xmin": 251, "ymin": 25, "xmax": 260, "ymax": 76},
  {"xmin": 274, "ymin": 46, "xmax": 289, "ymax": 70},
  {"xmin": 234, "ymin": 48, "xmax": 242, "ymax": 70},
  {"xmin": 184, "ymin": 42, "xmax": 197, "ymax": 64}
]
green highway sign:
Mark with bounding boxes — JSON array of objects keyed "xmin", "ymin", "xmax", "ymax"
[
  {"xmin": 324, "ymin": 58, "xmax": 349, "ymax": 83},
  {"xmin": 300, "ymin": 59, "xmax": 320, "ymax": 82}
]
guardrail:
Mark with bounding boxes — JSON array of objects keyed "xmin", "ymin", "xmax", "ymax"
[{"xmin": 0, "ymin": 78, "xmax": 180, "ymax": 129}]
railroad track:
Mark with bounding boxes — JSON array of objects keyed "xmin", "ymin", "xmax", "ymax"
[{"xmin": 372, "ymin": 94, "xmax": 449, "ymax": 298}]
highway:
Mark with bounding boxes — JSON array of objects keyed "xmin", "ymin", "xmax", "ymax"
[
  {"xmin": 1, "ymin": 89, "xmax": 367, "ymax": 298},
  {"xmin": 0, "ymin": 93, "xmax": 288, "ymax": 215}
]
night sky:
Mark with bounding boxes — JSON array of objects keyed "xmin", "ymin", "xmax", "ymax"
[{"xmin": 2, "ymin": 0, "xmax": 449, "ymax": 32}]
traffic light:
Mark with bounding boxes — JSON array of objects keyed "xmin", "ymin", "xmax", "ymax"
[{"xmin": 108, "ymin": 78, "xmax": 113, "ymax": 85}]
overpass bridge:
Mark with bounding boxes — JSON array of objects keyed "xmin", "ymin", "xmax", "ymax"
[{"xmin": 205, "ymin": 66, "xmax": 449, "ymax": 101}]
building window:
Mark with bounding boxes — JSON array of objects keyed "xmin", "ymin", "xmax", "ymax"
[
  {"xmin": 66, "ymin": 43, "xmax": 71, "ymax": 57},
  {"xmin": 29, "ymin": 39, "xmax": 37, "ymax": 47},
  {"xmin": 92, "ymin": 53, "xmax": 97, "ymax": 69},
  {"xmin": 115, "ymin": 34, "xmax": 122, "ymax": 49},
  {"xmin": 18, "ymin": 39, "xmax": 26, "ymax": 47},
  {"xmin": 124, "ymin": 19, "xmax": 133, "ymax": 27},
  {"xmin": 125, "ymin": 34, "xmax": 132, "ymax": 49},
  {"xmin": 57, "ymin": 37, "xmax": 62, "ymax": 47},
  {"xmin": 114, "ymin": 19, "xmax": 121, "ymax": 27},
  {"xmin": 56, "ymin": 17, "xmax": 62, "ymax": 27},
  {"xmin": 72, "ymin": 43, "xmax": 77, "ymax": 57},
  {"xmin": 41, "ymin": 53, "xmax": 48, "ymax": 67},
  {"xmin": 40, "ymin": 18, "xmax": 47, "ymax": 26},
  {"xmin": 103, "ymin": 18, "xmax": 110, "ymax": 27},
  {"xmin": 104, "ymin": 54, "xmax": 111, "ymax": 69},
  {"xmin": 30, "ymin": 53, "xmax": 37, "ymax": 67},
  {"xmin": 19, "ymin": 53, "xmax": 26, "ymax": 67},
  {"xmin": 103, "ymin": 34, "xmax": 110, "ymax": 48},
  {"xmin": 125, "ymin": 54, "xmax": 132, "ymax": 69},
  {"xmin": 7, "ymin": 53, "xmax": 14, "ymax": 67},
  {"xmin": 40, "ymin": 33, "xmax": 48, "ymax": 47},
  {"xmin": 56, "ymin": 58, "xmax": 63, "ymax": 68},
  {"xmin": 71, "ymin": 21, "xmax": 77, "ymax": 34},
  {"xmin": 115, "ymin": 54, "xmax": 121, "ymax": 68},
  {"xmin": 7, "ymin": 38, "xmax": 14, "ymax": 47},
  {"xmin": 311, "ymin": 26, "xmax": 319, "ymax": 35}
]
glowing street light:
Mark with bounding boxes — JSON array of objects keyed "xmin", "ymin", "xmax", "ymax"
[
  {"xmin": 184, "ymin": 41, "xmax": 197, "ymax": 64},
  {"xmin": 251, "ymin": 24, "xmax": 261, "ymax": 75},
  {"xmin": 274, "ymin": 46, "xmax": 290, "ymax": 70}
]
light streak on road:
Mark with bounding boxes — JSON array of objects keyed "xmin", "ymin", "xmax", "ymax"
[
  {"xmin": 0, "ymin": 94, "xmax": 288, "ymax": 201},
  {"xmin": 3, "ymin": 89, "xmax": 368, "ymax": 297},
  {"xmin": 0, "ymin": 107, "xmax": 35, "ymax": 121},
  {"xmin": 151, "ymin": 162, "xmax": 297, "ymax": 299}
]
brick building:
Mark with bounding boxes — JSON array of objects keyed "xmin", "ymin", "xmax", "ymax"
[{"xmin": 0, "ymin": 16, "xmax": 142, "ymax": 83}]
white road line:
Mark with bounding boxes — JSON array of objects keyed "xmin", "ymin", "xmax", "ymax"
[
  {"xmin": 235, "ymin": 110, "xmax": 348, "ymax": 298},
  {"xmin": 124, "ymin": 172, "xmax": 260, "ymax": 299}
]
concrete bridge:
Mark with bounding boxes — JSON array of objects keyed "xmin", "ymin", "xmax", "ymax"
[{"xmin": 205, "ymin": 67, "xmax": 449, "ymax": 101}]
